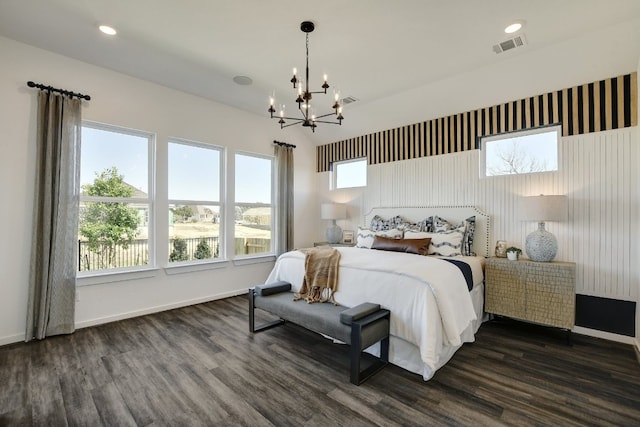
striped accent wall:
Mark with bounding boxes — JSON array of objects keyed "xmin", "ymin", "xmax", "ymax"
[
  {"xmin": 316, "ymin": 72, "xmax": 638, "ymax": 172},
  {"xmin": 355, "ymin": 127, "xmax": 639, "ymax": 301}
]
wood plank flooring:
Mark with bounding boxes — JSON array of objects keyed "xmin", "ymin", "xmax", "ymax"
[{"xmin": 1, "ymin": 295, "xmax": 640, "ymax": 426}]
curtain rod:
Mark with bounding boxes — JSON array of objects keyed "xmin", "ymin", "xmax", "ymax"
[
  {"xmin": 273, "ymin": 140, "xmax": 296, "ymax": 148},
  {"xmin": 27, "ymin": 81, "xmax": 91, "ymax": 101}
]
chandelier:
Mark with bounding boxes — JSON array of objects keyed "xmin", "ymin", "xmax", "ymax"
[{"xmin": 268, "ymin": 21, "xmax": 344, "ymax": 132}]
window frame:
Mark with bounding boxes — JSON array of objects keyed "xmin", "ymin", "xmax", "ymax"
[
  {"xmin": 78, "ymin": 121, "xmax": 156, "ymax": 276},
  {"xmin": 233, "ymin": 151, "xmax": 275, "ymax": 259},
  {"xmin": 332, "ymin": 157, "xmax": 367, "ymax": 189},
  {"xmin": 167, "ymin": 137, "xmax": 225, "ymax": 266},
  {"xmin": 479, "ymin": 124, "xmax": 562, "ymax": 178}
]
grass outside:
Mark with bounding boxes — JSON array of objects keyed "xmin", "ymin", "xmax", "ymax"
[{"xmin": 133, "ymin": 221, "xmax": 271, "ymax": 240}]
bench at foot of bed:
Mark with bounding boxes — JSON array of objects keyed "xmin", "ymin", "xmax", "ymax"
[{"xmin": 248, "ymin": 281, "xmax": 390, "ymax": 385}]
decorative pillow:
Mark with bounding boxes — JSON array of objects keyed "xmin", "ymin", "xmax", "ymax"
[
  {"xmin": 369, "ymin": 215, "xmax": 390, "ymax": 231},
  {"xmin": 432, "ymin": 215, "xmax": 455, "ymax": 232},
  {"xmin": 405, "ymin": 230, "xmax": 464, "ymax": 256},
  {"xmin": 461, "ymin": 216, "xmax": 476, "ymax": 256},
  {"xmin": 431, "ymin": 215, "xmax": 476, "ymax": 256},
  {"xmin": 387, "ymin": 216, "xmax": 433, "ymax": 232},
  {"xmin": 371, "ymin": 236, "xmax": 431, "ymax": 255},
  {"xmin": 356, "ymin": 227, "xmax": 403, "ymax": 249},
  {"xmin": 370, "ymin": 214, "xmax": 405, "ymax": 231}
]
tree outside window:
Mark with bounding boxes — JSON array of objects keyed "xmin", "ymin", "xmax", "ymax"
[{"xmin": 79, "ymin": 123, "xmax": 153, "ymax": 273}]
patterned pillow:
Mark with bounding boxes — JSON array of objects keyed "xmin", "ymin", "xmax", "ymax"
[
  {"xmin": 370, "ymin": 215, "xmax": 390, "ymax": 231},
  {"xmin": 356, "ymin": 226, "xmax": 403, "ymax": 249},
  {"xmin": 405, "ymin": 230, "xmax": 464, "ymax": 257},
  {"xmin": 461, "ymin": 216, "xmax": 476, "ymax": 256},
  {"xmin": 370, "ymin": 214, "xmax": 406, "ymax": 231},
  {"xmin": 431, "ymin": 215, "xmax": 476, "ymax": 256}
]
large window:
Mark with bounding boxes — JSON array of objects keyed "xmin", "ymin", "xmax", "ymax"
[
  {"xmin": 333, "ymin": 158, "xmax": 367, "ymax": 189},
  {"xmin": 481, "ymin": 125, "xmax": 561, "ymax": 177},
  {"xmin": 168, "ymin": 139, "xmax": 223, "ymax": 263},
  {"xmin": 234, "ymin": 153, "xmax": 274, "ymax": 256},
  {"xmin": 79, "ymin": 123, "xmax": 154, "ymax": 273}
]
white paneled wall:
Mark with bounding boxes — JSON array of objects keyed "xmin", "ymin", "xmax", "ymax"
[{"xmin": 323, "ymin": 127, "xmax": 639, "ymax": 301}]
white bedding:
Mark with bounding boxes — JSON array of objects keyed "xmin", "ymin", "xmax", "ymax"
[{"xmin": 265, "ymin": 246, "xmax": 485, "ymax": 380}]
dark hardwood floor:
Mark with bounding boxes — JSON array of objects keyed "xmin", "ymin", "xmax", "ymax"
[{"xmin": 2, "ymin": 295, "xmax": 640, "ymax": 426}]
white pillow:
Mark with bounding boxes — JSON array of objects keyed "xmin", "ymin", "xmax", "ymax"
[
  {"xmin": 405, "ymin": 230, "xmax": 464, "ymax": 256},
  {"xmin": 356, "ymin": 227, "xmax": 403, "ymax": 249}
]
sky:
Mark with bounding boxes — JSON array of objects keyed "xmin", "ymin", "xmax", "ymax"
[
  {"xmin": 81, "ymin": 126, "xmax": 271, "ymax": 203},
  {"xmin": 484, "ymin": 128, "xmax": 559, "ymax": 176}
]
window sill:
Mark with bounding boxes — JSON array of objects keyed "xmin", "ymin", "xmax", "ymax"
[
  {"xmin": 232, "ymin": 254, "xmax": 277, "ymax": 266},
  {"xmin": 77, "ymin": 267, "xmax": 160, "ymax": 287},
  {"xmin": 164, "ymin": 259, "xmax": 230, "ymax": 275}
]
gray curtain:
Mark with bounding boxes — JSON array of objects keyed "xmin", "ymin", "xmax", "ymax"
[
  {"xmin": 274, "ymin": 143, "xmax": 294, "ymax": 255},
  {"xmin": 26, "ymin": 91, "xmax": 81, "ymax": 342}
]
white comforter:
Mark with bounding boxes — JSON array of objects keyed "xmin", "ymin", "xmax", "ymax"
[{"xmin": 265, "ymin": 247, "xmax": 483, "ymax": 377}]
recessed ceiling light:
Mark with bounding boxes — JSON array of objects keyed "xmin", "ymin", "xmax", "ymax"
[
  {"xmin": 504, "ymin": 21, "xmax": 523, "ymax": 34},
  {"xmin": 233, "ymin": 75, "xmax": 253, "ymax": 86},
  {"xmin": 99, "ymin": 25, "xmax": 117, "ymax": 36}
]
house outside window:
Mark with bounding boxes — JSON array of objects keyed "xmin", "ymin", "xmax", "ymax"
[
  {"xmin": 234, "ymin": 152, "xmax": 274, "ymax": 256},
  {"xmin": 168, "ymin": 138, "xmax": 223, "ymax": 263},
  {"xmin": 79, "ymin": 122, "xmax": 154, "ymax": 273}
]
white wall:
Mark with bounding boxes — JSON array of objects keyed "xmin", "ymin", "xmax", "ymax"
[
  {"xmin": 318, "ymin": 126, "xmax": 640, "ymax": 343},
  {"xmin": 0, "ymin": 36, "xmax": 318, "ymax": 345},
  {"xmin": 637, "ymin": 57, "xmax": 640, "ymax": 356}
]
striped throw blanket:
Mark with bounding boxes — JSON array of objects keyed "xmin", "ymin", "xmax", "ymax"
[{"xmin": 294, "ymin": 246, "xmax": 341, "ymax": 304}]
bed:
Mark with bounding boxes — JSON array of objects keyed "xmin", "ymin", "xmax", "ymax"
[{"xmin": 264, "ymin": 206, "xmax": 490, "ymax": 380}]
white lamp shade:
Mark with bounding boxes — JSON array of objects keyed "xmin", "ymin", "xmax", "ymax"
[
  {"xmin": 321, "ymin": 203, "xmax": 346, "ymax": 220},
  {"xmin": 519, "ymin": 195, "xmax": 567, "ymax": 222}
]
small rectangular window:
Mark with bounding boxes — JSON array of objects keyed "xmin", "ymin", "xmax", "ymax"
[
  {"xmin": 168, "ymin": 139, "xmax": 223, "ymax": 263},
  {"xmin": 234, "ymin": 152, "xmax": 274, "ymax": 257},
  {"xmin": 481, "ymin": 125, "xmax": 561, "ymax": 178},
  {"xmin": 79, "ymin": 123, "xmax": 154, "ymax": 273},
  {"xmin": 333, "ymin": 158, "xmax": 367, "ymax": 189}
]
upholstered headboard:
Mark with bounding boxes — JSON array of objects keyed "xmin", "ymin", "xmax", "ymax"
[{"xmin": 363, "ymin": 206, "xmax": 491, "ymax": 258}]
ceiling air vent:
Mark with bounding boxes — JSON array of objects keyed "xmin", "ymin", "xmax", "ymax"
[
  {"xmin": 493, "ymin": 34, "xmax": 527, "ymax": 54},
  {"xmin": 341, "ymin": 96, "xmax": 358, "ymax": 105}
]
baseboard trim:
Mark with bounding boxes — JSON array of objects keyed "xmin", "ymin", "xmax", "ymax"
[
  {"xmin": 635, "ymin": 339, "xmax": 640, "ymax": 366},
  {"xmin": 75, "ymin": 289, "xmax": 247, "ymax": 330},
  {"xmin": 572, "ymin": 326, "xmax": 636, "ymax": 345},
  {"xmin": 0, "ymin": 289, "xmax": 248, "ymax": 347},
  {"xmin": 0, "ymin": 332, "xmax": 26, "ymax": 346}
]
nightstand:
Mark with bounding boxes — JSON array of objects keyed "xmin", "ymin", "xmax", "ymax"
[
  {"xmin": 313, "ymin": 242, "xmax": 355, "ymax": 247},
  {"xmin": 485, "ymin": 257, "xmax": 576, "ymax": 337}
]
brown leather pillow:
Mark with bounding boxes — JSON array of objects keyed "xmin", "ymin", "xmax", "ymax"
[{"xmin": 371, "ymin": 236, "xmax": 431, "ymax": 255}]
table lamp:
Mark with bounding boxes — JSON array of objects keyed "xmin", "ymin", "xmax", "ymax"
[
  {"xmin": 321, "ymin": 203, "xmax": 346, "ymax": 244},
  {"xmin": 520, "ymin": 195, "xmax": 567, "ymax": 262}
]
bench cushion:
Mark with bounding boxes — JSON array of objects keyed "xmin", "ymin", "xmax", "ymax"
[{"xmin": 253, "ymin": 292, "xmax": 388, "ymax": 349}]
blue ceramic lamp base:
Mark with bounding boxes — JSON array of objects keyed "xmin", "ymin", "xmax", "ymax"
[
  {"xmin": 326, "ymin": 221, "xmax": 343, "ymax": 244},
  {"xmin": 525, "ymin": 222, "xmax": 558, "ymax": 262}
]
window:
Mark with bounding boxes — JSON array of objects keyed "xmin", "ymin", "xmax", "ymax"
[
  {"xmin": 333, "ymin": 158, "xmax": 367, "ymax": 189},
  {"xmin": 79, "ymin": 122, "xmax": 154, "ymax": 273},
  {"xmin": 481, "ymin": 125, "xmax": 561, "ymax": 177},
  {"xmin": 234, "ymin": 153, "xmax": 274, "ymax": 256},
  {"xmin": 168, "ymin": 139, "xmax": 223, "ymax": 263}
]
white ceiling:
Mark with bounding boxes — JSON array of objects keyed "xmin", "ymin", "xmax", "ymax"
[{"xmin": 1, "ymin": 0, "xmax": 639, "ymax": 145}]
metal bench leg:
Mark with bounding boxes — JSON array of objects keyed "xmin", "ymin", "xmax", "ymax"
[
  {"xmin": 349, "ymin": 313, "xmax": 390, "ymax": 385},
  {"xmin": 248, "ymin": 288, "xmax": 285, "ymax": 333}
]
